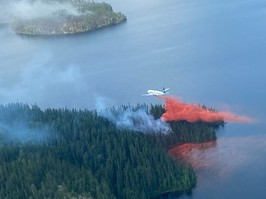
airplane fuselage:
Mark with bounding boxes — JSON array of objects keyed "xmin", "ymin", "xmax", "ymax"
[
  {"xmin": 147, "ymin": 89, "xmax": 165, "ymax": 96},
  {"xmin": 143, "ymin": 88, "xmax": 169, "ymax": 96}
]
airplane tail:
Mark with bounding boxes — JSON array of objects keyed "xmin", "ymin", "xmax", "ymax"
[{"xmin": 163, "ymin": 87, "xmax": 170, "ymax": 94}]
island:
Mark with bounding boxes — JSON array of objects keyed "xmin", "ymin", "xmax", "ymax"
[{"xmin": 10, "ymin": 0, "xmax": 127, "ymax": 35}]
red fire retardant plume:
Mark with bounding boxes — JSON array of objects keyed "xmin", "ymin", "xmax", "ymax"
[{"xmin": 160, "ymin": 96, "xmax": 252, "ymax": 123}]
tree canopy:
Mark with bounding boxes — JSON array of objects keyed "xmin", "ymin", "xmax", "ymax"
[
  {"xmin": 0, "ymin": 103, "xmax": 223, "ymax": 198},
  {"xmin": 10, "ymin": 0, "xmax": 127, "ymax": 35}
]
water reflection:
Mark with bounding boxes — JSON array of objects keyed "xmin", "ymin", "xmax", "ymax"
[
  {"xmin": 170, "ymin": 134, "xmax": 266, "ymax": 198},
  {"xmin": 169, "ymin": 141, "xmax": 217, "ymax": 171},
  {"xmin": 170, "ymin": 135, "xmax": 266, "ymax": 177}
]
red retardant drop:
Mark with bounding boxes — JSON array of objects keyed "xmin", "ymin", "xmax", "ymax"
[{"xmin": 159, "ymin": 96, "xmax": 253, "ymax": 123}]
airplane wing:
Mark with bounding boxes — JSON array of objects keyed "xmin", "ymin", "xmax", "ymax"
[
  {"xmin": 164, "ymin": 88, "xmax": 170, "ymax": 91},
  {"xmin": 142, "ymin": 93, "xmax": 153, "ymax": 96}
]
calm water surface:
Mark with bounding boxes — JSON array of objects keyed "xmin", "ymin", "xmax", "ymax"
[{"xmin": 1, "ymin": 0, "xmax": 266, "ymax": 198}]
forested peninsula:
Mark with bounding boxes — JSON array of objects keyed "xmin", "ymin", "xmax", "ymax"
[
  {"xmin": 0, "ymin": 103, "xmax": 223, "ymax": 198},
  {"xmin": 10, "ymin": 0, "xmax": 127, "ymax": 35}
]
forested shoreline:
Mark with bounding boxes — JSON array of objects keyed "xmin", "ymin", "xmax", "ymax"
[
  {"xmin": 0, "ymin": 103, "xmax": 223, "ymax": 198},
  {"xmin": 8, "ymin": 0, "xmax": 127, "ymax": 35}
]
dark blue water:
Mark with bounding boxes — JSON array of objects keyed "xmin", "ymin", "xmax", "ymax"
[{"xmin": 1, "ymin": 0, "xmax": 266, "ymax": 198}]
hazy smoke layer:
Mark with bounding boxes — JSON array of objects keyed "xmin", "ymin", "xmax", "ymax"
[
  {"xmin": 160, "ymin": 96, "xmax": 252, "ymax": 123},
  {"xmin": 0, "ymin": 122, "xmax": 52, "ymax": 144},
  {"xmin": 0, "ymin": 0, "xmax": 79, "ymax": 23},
  {"xmin": 97, "ymin": 99, "xmax": 170, "ymax": 134}
]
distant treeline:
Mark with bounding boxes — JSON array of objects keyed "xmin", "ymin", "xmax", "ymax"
[
  {"xmin": 0, "ymin": 103, "xmax": 223, "ymax": 198},
  {"xmin": 10, "ymin": 0, "xmax": 127, "ymax": 35}
]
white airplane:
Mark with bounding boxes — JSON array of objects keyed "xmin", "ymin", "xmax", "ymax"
[{"xmin": 143, "ymin": 87, "xmax": 170, "ymax": 96}]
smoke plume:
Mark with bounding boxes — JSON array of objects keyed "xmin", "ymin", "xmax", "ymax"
[
  {"xmin": 0, "ymin": 0, "xmax": 79, "ymax": 23},
  {"xmin": 0, "ymin": 122, "xmax": 52, "ymax": 144},
  {"xmin": 97, "ymin": 98, "xmax": 170, "ymax": 134},
  {"xmin": 160, "ymin": 96, "xmax": 253, "ymax": 123}
]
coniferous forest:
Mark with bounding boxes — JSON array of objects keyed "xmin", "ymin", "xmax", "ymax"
[
  {"xmin": 0, "ymin": 103, "xmax": 223, "ymax": 198},
  {"xmin": 10, "ymin": 0, "xmax": 127, "ymax": 35}
]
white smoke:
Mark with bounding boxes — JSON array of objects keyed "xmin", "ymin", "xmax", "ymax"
[
  {"xmin": 0, "ymin": 0, "xmax": 80, "ymax": 23},
  {"xmin": 97, "ymin": 98, "xmax": 170, "ymax": 134},
  {"xmin": 0, "ymin": 122, "xmax": 52, "ymax": 144},
  {"xmin": 0, "ymin": 51, "xmax": 89, "ymax": 109}
]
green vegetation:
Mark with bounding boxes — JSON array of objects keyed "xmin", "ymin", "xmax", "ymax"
[
  {"xmin": 149, "ymin": 104, "xmax": 224, "ymax": 148},
  {"xmin": 0, "ymin": 103, "xmax": 223, "ymax": 198},
  {"xmin": 10, "ymin": 0, "xmax": 127, "ymax": 35}
]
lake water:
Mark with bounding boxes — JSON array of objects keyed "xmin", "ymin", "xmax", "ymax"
[{"xmin": 1, "ymin": 0, "xmax": 266, "ymax": 198}]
